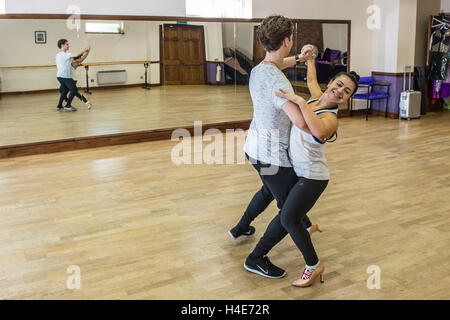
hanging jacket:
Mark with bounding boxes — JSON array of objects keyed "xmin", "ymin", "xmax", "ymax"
[
  {"xmin": 414, "ymin": 66, "xmax": 427, "ymax": 114},
  {"xmin": 429, "ymin": 28, "xmax": 450, "ymax": 80}
]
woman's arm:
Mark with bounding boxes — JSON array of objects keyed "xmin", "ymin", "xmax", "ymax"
[
  {"xmin": 276, "ymin": 89, "xmax": 337, "ymax": 141},
  {"xmin": 71, "ymin": 48, "xmax": 90, "ymax": 68},
  {"xmin": 306, "ymin": 59, "xmax": 322, "ymax": 99}
]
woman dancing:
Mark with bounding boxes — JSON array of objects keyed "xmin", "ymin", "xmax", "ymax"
[
  {"xmin": 228, "ymin": 15, "xmax": 322, "ymax": 281},
  {"xmin": 272, "ymin": 57, "xmax": 360, "ymax": 286},
  {"xmin": 229, "ymin": 15, "xmax": 360, "ymax": 286}
]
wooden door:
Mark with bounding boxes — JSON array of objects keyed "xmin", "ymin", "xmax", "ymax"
[
  {"xmin": 161, "ymin": 24, "xmax": 182, "ymax": 85},
  {"xmin": 161, "ymin": 24, "xmax": 205, "ymax": 85},
  {"xmin": 180, "ymin": 25, "xmax": 205, "ymax": 84},
  {"xmin": 253, "ymin": 26, "xmax": 265, "ymax": 65}
]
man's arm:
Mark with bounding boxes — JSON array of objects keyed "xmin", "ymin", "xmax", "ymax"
[
  {"xmin": 280, "ymin": 44, "xmax": 314, "ymax": 70},
  {"xmin": 280, "ymin": 55, "xmax": 297, "ymax": 70},
  {"xmin": 282, "ymin": 100, "xmax": 311, "ymax": 134},
  {"xmin": 277, "ymin": 90, "xmax": 337, "ymax": 141},
  {"xmin": 70, "ymin": 45, "xmax": 91, "ymax": 58}
]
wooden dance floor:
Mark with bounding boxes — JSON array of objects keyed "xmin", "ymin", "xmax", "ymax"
[
  {"xmin": 0, "ymin": 111, "xmax": 449, "ymax": 299},
  {"xmin": 0, "ymin": 85, "xmax": 345, "ymax": 158},
  {"xmin": 0, "ymin": 85, "xmax": 255, "ymax": 145}
]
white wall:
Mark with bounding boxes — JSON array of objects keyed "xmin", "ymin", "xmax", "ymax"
[
  {"xmin": 0, "ymin": 0, "xmax": 5, "ymax": 14},
  {"xmin": 193, "ymin": 22, "xmax": 224, "ymax": 61},
  {"xmin": 371, "ymin": 0, "xmax": 419, "ymax": 73},
  {"xmin": 234, "ymin": 23, "xmax": 255, "ymax": 59},
  {"xmin": 442, "ymin": 0, "xmax": 450, "ymax": 12},
  {"xmin": 396, "ymin": 0, "xmax": 418, "ymax": 72},
  {"xmin": 322, "ymin": 23, "xmax": 348, "ymax": 52},
  {"xmin": 0, "ymin": 19, "xmax": 150, "ymax": 92},
  {"xmin": 371, "ymin": 0, "xmax": 400, "ymax": 73},
  {"xmin": 222, "ymin": 22, "xmax": 255, "ymax": 59},
  {"xmin": 252, "ymin": 0, "xmax": 374, "ymax": 76},
  {"xmin": 4, "ymin": 0, "xmax": 186, "ymax": 16}
]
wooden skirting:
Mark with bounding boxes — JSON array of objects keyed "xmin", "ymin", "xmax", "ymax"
[
  {"xmin": 347, "ymin": 108, "xmax": 399, "ymax": 119},
  {"xmin": 0, "ymin": 120, "xmax": 251, "ymax": 159},
  {"xmin": 372, "ymin": 71, "xmax": 415, "ymax": 77}
]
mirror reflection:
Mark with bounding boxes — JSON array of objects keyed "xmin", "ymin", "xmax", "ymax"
[
  {"xmin": 286, "ymin": 22, "xmax": 349, "ymax": 102},
  {"xmin": 0, "ymin": 18, "xmax": 349, "ymax": 149}
]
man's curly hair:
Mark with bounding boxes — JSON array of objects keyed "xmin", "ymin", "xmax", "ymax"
[{"xmin": 257, "ymin": 15, "xmax": 293, "ymax": 52}]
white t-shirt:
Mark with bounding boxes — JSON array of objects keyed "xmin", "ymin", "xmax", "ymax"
[
  {"xmin": 243, "ymin": 63, "xmax": 293, "ymax": 167},
  {"xmin": 289, "ymin": 99, "xmax": 338, "ymax": 180},
  {"xmin": 70, "ymin": 65, "xmax": 77, "ymax": 81},
  {"xmin": 55, "ymin": 51, "xmax": 72, "ymax": 78}
]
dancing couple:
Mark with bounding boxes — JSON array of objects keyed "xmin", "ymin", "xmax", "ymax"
[{"xmin": 229, "ymin": 15, "xmax": 360, "ymax": 287}]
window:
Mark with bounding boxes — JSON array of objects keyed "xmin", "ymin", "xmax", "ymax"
[
  {"xmin": 0, "ymin": 0, "xmax": 5, "ymax": 14},
  {"xmin": 85, "ymin": 22, "xmax": 124, "ymax": 34},
  {"xmin": 186, "ymin": 0, "xmax": 252, "ymax": 18}
]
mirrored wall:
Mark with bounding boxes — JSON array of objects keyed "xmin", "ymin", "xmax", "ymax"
[{"xmin": 0, "ymin": 18, "xmax": 350, "ymax": 147}]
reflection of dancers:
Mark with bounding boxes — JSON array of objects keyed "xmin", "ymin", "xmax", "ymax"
[
  {"xmin": 63, "ymin": 47, "xmax": 92, "ymax": 109},
  {"xmin": 55, "ymin": 39, "xmax": 90, "ymax": 111}
]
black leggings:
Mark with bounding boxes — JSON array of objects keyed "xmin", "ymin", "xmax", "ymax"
[
  {"xmin": 69, "ymin": 80, "xmax": 88, "ymax": 103},
  {"xmin": 278, "ymin": 177, "xmax": 327, "ymax": 266},
  {"xmin": 241, "ymin": 154, "xmax": 328, "ymax": 266},
  {"xmin": 237, "ymin": 154, "xmax": 312, "ymax": 230},
  {"xmin": 57, "ymin": 77, "xmax": 87, "ymax": 107}
]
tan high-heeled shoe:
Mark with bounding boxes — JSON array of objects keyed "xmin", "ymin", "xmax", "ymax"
[
  {"xmin": 309, "ymin": 223, "xmax": 322, "ymax": 236},
  {"xmin": 292, "ymin": 261, "xmax": 325, "ymax": 287}
]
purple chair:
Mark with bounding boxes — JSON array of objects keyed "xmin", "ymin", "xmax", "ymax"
[
  {"xmin": 316, "ymin": 48, "xmax": 346, "ymax": 84},
  {"xmin": 350, "ymin": 76, "xmax": 391, "ymax": 120},
  {"xmin": 322, "ymin": 48, "xmax": 341, "ymax": 62}
]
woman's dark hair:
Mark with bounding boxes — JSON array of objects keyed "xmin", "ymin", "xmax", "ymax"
[
  {"xmin": 331, "ymin": 71, "xmax": 360, "ymax": 96},
  {"xmin": 257, "ymin": 15, "xmax": 293, "ymax": 52},
  {"xmin": 57, "ymin": 39, "xmax": 68, "ymax": 49}
]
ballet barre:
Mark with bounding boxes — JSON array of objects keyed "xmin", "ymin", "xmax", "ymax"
[{"xmin": 0, "ymin": 60, "xmax": 157, "ymax": 93}]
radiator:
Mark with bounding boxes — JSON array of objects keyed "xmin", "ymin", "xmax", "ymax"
[{"xmin": 97, "ymin": 70, "xmax": 127, "ymax": 85}]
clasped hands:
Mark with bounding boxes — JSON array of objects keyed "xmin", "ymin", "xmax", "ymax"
[{"xmin": 297, "ymin": 44, "xmax": 315, "ymax": 62}]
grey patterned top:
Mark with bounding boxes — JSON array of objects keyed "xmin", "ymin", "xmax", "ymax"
[{"xmin": 244, "ymin": 63, "xmax": 294, "ymax": 167}]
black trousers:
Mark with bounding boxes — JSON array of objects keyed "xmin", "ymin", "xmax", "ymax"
[
  {"xmin": 237, "ymin": 154, "xmax": 310, "ymax": 230},
  {"xmin": 57, "ymin": 77, "xmax": 77, "ymax": 108},
  {"xmin": 241, "ymin": 154, "xmax": 328, "ymax": 266},
  {"xmin": 69, "ymin": 80, "xmax": 88, "ymax": 103}
]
